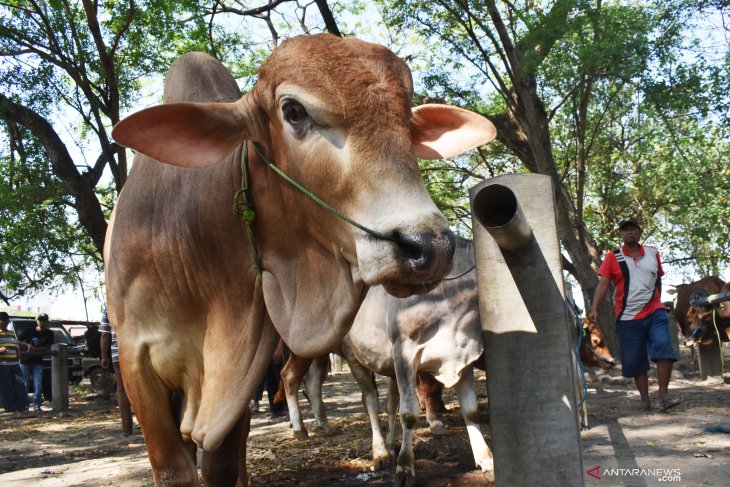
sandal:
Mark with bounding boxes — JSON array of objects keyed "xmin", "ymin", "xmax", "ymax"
[
  {"xmin": 660, "ymin": 398, "xmax": 681, "ymax": 412},
  {"xmin": 639, "ymin": 405, "xmax": 652, "ymax": 412}
]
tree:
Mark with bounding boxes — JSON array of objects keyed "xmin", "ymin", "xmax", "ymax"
[
  {"xmin": 0, "ymin": 0, "xmax": 217, "ymax": 302},
  {"xmin": 382, "ymin": 0, "xmax": 729, "ymax": 352}
]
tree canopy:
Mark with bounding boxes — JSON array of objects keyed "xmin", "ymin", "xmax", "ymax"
[
  {"xmin": 1, "ymin": 0, "xmax": 728, "ymax": 322},
  {"xmin": 0, "ymin": 0, "xmax": 218, "ymax": 302}
]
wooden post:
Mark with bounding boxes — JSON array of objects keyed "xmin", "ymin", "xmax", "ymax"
[
  {"xmin": 51, "ymin": 343, "xmax": 69, "ymax": 411},
  {"xmin": 470, "ymin": 174, "xmax": 584, "ymax": 486},
  {"xmin": 330, "ymin": 353, "xmax": 343, "ymax": 373},
  {"xmin": 666, "ymin": 308, "xmax": 680, "ymax": 356}
]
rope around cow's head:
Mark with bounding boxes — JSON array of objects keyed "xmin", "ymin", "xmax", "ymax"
[
  {"xmin": 232, "ymin": 141, "xmax": 470, "ymax": 282},
  {"xmin": 233, "ymin": 141, "xmax": 398, "ymax": 279}
]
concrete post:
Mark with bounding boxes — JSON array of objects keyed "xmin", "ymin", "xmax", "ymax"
[
  {"xmin": 51, "ymin": 343, "xmax": 69, "ymax": 411},
  {"xmin": 470, "ymin": 174, "xmax": 584, "ymax": 486},
  {"xmin": 697, "ymin": 342, "xmax": 723, "ymax": 380}
]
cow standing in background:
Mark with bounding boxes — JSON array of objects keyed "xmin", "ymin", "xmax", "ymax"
[
  {"xmin": 574, "ymin": 317, "xmax": 615, "ymax": 429},
  {"xmin": 105, "ymin": 34, "xmax": 497, "ymax": 486},
  {"xmin": 578, "ymin": 318, "xmax": 616, "ymax": 371},
  {"xmin": 672, "ymin": 277, "xmax": 730, "ymax": 350},
  {"xmin": 280, "ymin": 238, "xmax": 493, "ymax": 486}
]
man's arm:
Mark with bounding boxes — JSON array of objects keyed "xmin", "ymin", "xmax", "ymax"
[
  {"xmin": 589, "ymin": 275, "xmax": 611, "ymax": 322},
  {"xmin": 16, "ymin": 331, "xmax": 33, "ymax": 352},
  {"xmin": 34, "ymin": 330, "xmax": 53, "ymax": 352}
]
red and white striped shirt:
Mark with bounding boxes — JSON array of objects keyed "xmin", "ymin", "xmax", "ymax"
[{"xmin": 598, "ymin": 244, "xmax": 666, "ymax": 320}]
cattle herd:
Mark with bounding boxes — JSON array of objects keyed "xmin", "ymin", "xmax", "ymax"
[{"xmin": 101, "ymin": 33, "xmax": 729, "ymax": 487}]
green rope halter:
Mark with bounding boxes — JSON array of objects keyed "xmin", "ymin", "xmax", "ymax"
[
  {"xmin": 233, "ymin": 141, "xmax": 398, "ymax": 279},
  {"xmin": 232, "ymin": 142, "xmax": 263, "ymax": 277},
  {"xmin": 442, "ymin": 264, "xmax": 475, "ymax": 281}
]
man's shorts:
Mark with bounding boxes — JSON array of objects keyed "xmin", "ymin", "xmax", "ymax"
[{"xmin": 616, "ymin": 309, "xmax": 678, "ymax": 378}]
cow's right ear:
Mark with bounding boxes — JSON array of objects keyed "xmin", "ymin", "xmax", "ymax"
[
  {"xmin": 112, "ymin": 98, "xmax": 254, "ymax": 169},
  {"xmin": 411, "ymin": 104, "xmax": 496, "ymax": 160}
]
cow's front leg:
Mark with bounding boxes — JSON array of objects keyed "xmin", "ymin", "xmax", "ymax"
[
  {"xmin": 385, "ymin": 376, "xmax": 399, "ymax": 452},
  {"xmin": 346, "ymin": 355, "xmax": 391, "ymax": 469},
  {"xmin": 417, "ymin": 373, "xmax": 447, "ymax": 435},
  {"xmin": 304, "ymin": 355, "xmax": 337, "ymax": 435},
  {"xmin": 281, "ymin": 354, "xmax": 313, "ymax": 440},
  {"xmin": 201, "ymin": 409, "xmax": 250, "ymax": 486},
  {"xmin": 454, "ymin": 366, "xmax": 493, "ymax": 473},
  {"xmin": 393, "ymin": 355, "xmax": 419, "ymax": 487},
  {"xmin": 121, "ymin": 351, "xmax": 199, "ymax": 486}
]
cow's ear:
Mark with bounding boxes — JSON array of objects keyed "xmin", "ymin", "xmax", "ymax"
[
  {"xmin": 698, "ymin": 310, "xmax": 713, "ymax": 320},
  {"xmin": 411, "ymin": 104, "xmax": 496, "ymax": 160},
  {"xmin": 112, "ymin": 99, "xmax": 252, "ymax": 168}
]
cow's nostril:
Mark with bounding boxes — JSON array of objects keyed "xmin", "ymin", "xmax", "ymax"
[
  {"xmin": 393, "ymin": 230, "xmax": 455, "ymax": 273},
  {"xmin": 395, "ymin": 232, "xmax": 429, "ymax": 268}
]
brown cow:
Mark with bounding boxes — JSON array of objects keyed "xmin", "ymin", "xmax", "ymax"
[
  {"xmin": 574, "ymin": 317, "xmax": 615, "ymax": 430},
  {"xmin": 105, "ymin": 34, "xmax": 496, "ymax": 486},
  {"xmin": 672, "ymin": 276, "xmax": 730, "ymax": 349},
  {"xmin": 579, "ymin": 318, "xmax": 615, "ymax": 369}
]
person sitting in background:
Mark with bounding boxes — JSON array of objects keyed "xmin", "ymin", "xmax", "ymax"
[
  {"xmin": 0, "ymin": 312, "xmax": 34, "ymax": 418},
  {"xmin": 17, "ymin": 313, "xmax": 54, "ymax": 413}
]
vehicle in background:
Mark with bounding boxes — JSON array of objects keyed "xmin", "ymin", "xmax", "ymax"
[{"xmin": 8, "ymin": 316, "xmax": 85, "ymax": 401}]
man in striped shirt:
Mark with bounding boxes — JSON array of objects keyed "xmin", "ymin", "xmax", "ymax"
[
  {"xmin": 99, "ymin": 310, "xmax": 133, "ymax": 435},
  {"xmin": 0, "ymin": 312, "xmax": 33, "ymax": 418},
  {"xmin": 589, "ymin": 218, "xmax": 680, "ymax": 412}
]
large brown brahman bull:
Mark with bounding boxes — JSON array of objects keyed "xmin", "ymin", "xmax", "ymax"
[
  {"xmin": 105, "ymin": 34, "xmax": 496, "ymax": 486},
  {"xmin": 280, "ymin": 238, "xmax": 493, "ymax": 486}
]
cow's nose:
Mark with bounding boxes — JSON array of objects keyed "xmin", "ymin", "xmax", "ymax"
[{"xmin": 395, "ymin": 228, "xmax": 455, "ymax": 273}]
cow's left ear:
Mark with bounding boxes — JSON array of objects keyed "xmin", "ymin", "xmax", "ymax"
[
  {"xmin": 112, "ymin": 96, "xmax": 257, "ymax": 168},
  {"xmin": 411, "ymin": 104, "xmax": 497, "ymax": 160}
]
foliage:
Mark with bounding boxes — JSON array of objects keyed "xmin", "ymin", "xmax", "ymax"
[
  {"xmin": 0, "ymin": 130, "xmax": 98, "ymax": 300},
  {"xmin": 383, "ymin": 0, "xmax": 730, "ymax": 276},
  {"xmin": 0, "ymin": 0, "xmax": 218, "ymax": 302},
  {"xmin": 1, "ymin": 0, "xmax": 728, "ymax": 307}
]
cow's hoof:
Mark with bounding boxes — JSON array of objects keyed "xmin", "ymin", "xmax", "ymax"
[
  {"xmin": 481, "ymin": 469, "xmax": 495, "ymax": 483},
  {"xmin": 429, "ymin": 422, "xmax": 448, "ymax": 436},
  {"xmin": 292, "ymin": 429, "xmax": 309, "ymax": 440},
  {"xmin": 372, "ymin": 454, "xmax": 391, "ymax": 471},
  {"xmin": 395, "ymin": 468, "xmax": 416, "ymax": 487},
  {"xmin": 314, "ymin": 424, "xmax": 341, "ymax": 436},
  {"xmin": 477, "ymin": 455, "xmax": 494, "ymax": 473}
]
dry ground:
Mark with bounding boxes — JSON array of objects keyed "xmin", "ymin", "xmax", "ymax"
[{"xmin": 0, "ymin": 346, "xmax": 728, "ymax": 486}]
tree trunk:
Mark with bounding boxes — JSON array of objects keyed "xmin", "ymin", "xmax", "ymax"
[
  {"xmin": 0, "ymin": 95, "xmax": 108, "ymax": 257},
  {"xmin": 488, "ymin": 85, "xmax": 620, "ymax": 355}
]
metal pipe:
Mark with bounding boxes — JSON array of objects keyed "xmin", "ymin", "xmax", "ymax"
[{"xmin": 472, "ymin": 184, "xmax": 532, "ymax": 251}]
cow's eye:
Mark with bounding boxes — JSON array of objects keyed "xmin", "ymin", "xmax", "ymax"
[{"xmin": 282, "ymin": 101, "xmax": 308, "ymax": 125}]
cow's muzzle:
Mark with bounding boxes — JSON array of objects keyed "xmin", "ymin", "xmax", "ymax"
[{"xmin": 381, "ymin": 229, "xmax": 456, "ymax": 297}]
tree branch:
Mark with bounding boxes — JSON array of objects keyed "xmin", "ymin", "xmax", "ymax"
[{"xmin": 0, "ymin": 95, "xmax": 108, "ymax": 254}]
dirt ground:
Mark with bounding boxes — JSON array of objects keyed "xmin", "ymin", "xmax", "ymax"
[{"xmin": 1, "ymin": 346, "xmax": 728, "ymax": 487}]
